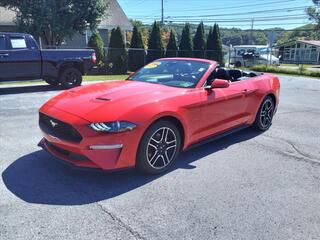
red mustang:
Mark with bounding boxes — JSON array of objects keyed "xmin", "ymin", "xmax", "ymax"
[{"xmin": 39, "ymin": 58, "xmax": 280, "ymax": 174}]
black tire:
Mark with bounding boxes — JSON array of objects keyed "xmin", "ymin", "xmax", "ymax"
[
  {"xmin": 44, "ymin": 78, "xmax": 59, "ymax": 86},
  {"xmin": 59, "ymin": 67, "xmax": 82, "ymax": 89},
  {"xmin": 235, "ymin": 61, "xmax": 242, "ymax": 68},
  {"xmin": 254, "ymin": 96, "xmax": 275, "ymax": 131},
  {"xmin": 136, "ymin": 120, "xmax": 181, "ymax": 174}
]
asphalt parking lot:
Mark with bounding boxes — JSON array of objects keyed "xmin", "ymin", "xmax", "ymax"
[{"xmin": 0, "ymin": 75, "xmax": 319, "ymax": 240}]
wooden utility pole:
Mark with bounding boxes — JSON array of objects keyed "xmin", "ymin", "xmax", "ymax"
[
  {"xmin": 250, "ymin": 18, "xmax": 254, "ymax": 45},
  {"xmin": 161, "ymin": 0, "xmax": 164, "ymax": 25}
]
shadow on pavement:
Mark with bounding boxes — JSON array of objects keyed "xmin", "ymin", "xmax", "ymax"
[
  {"xmin": 0, "ymin": 85, "xmax": 62, "ymax": 95},
  {"xmin": 2, "ymin": 128, "xmax": 261, "ymax": 206}
]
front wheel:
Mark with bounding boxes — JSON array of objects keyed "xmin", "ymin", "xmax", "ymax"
[
  {"xmin": 44, "ymin": 77, "xmax": 59, "ymax": 86},
  {"xmin": 136, "ymin": 120, "xmax": 181, "ymax": 174},
  {"xmin": 59, "ymin": 68, "xmax": 82, "ymax": 89},
  {"xmin": 254, "ymin": 96, "xmax": 275, "ymax": 131}
]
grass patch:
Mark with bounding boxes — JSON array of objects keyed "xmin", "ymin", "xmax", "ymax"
[
  {"xmin": 0, "ymin": 75, "xmax": 129, "ymax": 86},
  {"xmin": 83, "ymin": 75, "xmax": 128, "ymax": 81},
  {"xmin": 250, "ymin": 65, "xmax": 320, "ymax": 78},
  {"xmin": 280, "ymin": 63, "xmax": 320, "ymax": 68}
]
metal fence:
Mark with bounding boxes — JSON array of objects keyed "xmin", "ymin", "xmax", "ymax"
[
  {"xmin": 101, "ymin": 48, "xmax": 229, "ymax": 74},
  {"xmin": 42, "ymin": 45, "xmax": 319, "ymax": 75}
]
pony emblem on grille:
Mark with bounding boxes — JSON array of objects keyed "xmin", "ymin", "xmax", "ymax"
[{"xmin": 50, "ymin": 120, "xmax": 58, "ymax": 128}]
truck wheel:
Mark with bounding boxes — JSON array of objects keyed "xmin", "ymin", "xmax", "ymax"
[
  {"xmin": 59, "ymin": 68, "xmax": 82, "ymax": 89},
  {"xmin": 44, "ymin": 78, "xmax": 59, "ymax": 86}
]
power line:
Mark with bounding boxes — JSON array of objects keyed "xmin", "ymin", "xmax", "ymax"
[
  {"xmin": 163, "ymin": 21, "xmax": 310, "ymax": 26},
  {"xmin": 133, "ymin": 13, "xmax": 307, "ymax": 20},
  {"xmin": 130, "ymin": 6, "xmax": 310, "ymax": 19},
  {"xmin": 164, "ymin": 17, "xmax": 308, "ymax": 23},
  {"xmin": 125, "ymin": 1, "xmax": 313, "ymax": 30},
  {"xmin": 162, "ymin": 0, "xmax": 304, "ymax": 13},
  {"xmin": 165, "ymin": 7, "xmax": 311, "ymax": 18},
  {"xmin": 215, "ymin": 28, "xmax": 316, "ymax": 32},
  {"xmin": 220, "ymin": 23, "xmax": 310, "ymax": 26}
]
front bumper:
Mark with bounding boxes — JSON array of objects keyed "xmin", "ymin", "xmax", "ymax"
[
  {"xmin": 38, "ymin": 106, "xmax": 142, "ymax": 170},
  {"xmin": 38, "ymin": 138, "xmax": 123, "ymax": 170}
]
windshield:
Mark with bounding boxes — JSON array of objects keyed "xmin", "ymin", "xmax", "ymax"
[
  {"xmin": 128, "ymin": 60, "xmax": 210, "ymax": 88},
  {"xmin": 258, "ymin": 48, "xmax": 272, "ymax": 55}
]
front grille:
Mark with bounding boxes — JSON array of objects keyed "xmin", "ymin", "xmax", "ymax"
[
  {"xmin": 46, "ymin": 140, "xmax": 88, "ymax": 162},
  {"xmin": 39, "ymin": 112, "xmax": 83, "ymax": 143}
]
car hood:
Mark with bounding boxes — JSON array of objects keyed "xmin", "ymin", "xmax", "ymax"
[{"xmin": 44, "ymin": 80, "xmax": 185, "ymax": 122}]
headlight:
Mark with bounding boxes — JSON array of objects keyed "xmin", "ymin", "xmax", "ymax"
[{"xmin": 89, "ymin": 121, "xmax": 136, "ymax": 133}]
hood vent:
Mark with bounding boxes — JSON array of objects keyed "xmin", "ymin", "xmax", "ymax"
[{"xmin": 96, "ymin": 97, "xmax": 111, "ymax": 101}]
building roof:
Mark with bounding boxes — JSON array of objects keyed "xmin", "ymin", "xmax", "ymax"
[
  {"xmin": 299, "ymin": 40, "xmax": 320, "ymax": 47},
  {"xmin": 0, "ymin": 7, "xmax": 16, "ymax": 26},
  {"xmin": 0, "ymin": 0, "xmax": 132, "ymax": 30},
  {"xmin": 99, "ymin": 0, "xmax": 133, "ymax": 31},
  {"xmin": 276, "ymin": 39, "xmax": 320, "ymax": 48},
  {"xmin": 233, "ymin": 45, "xmax": 268, "ymax": 48}
]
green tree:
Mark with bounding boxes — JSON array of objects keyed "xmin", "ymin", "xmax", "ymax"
[
  {"xmin": 276, "ymin": 24, "xmax": 320, "ymax": 45},
  {"xmin": 128, "ymin": 25, "xmax": 145, "ymax": 71},
  {"xmin": 165, "ymin": 29, "xmax": 178, "ymax": 57},
  {"xmin": 130, "ymin": 26, "xmax": 144, "ymax": 49},
  {"xmin": 130, "ymin": 19, "xmax": 143, "ymax": 28},
  {"xmin": 87, "ymin": 32, "xmax": 105, "ymax": 67},
  {"xmin": 147, "ymin": 21, "xmax": 164, "ymax": 63},
  {"xmin": 206, "ymin": 27, "xmax": 214, "ymax": 60},
  {"xmin": 211, "ymin": 24, "xmax": 224, "ymax": 65},
  {"xmin": 107, "ymin": 27, "xmax": 128, "ymax": 74},
  {"xmin": 307, "ymin": 0, "xmax": 320, "ymax": 29},
  {"xmin": 0, "ymin": 0, "xmax": 108, "ymax": 46},
  {"xmin": 193, "ymin": 22, "xmax": 206, "ymax": 58},
  {"xmin": 179, "ymin": 23, "xmax": 193, "ymax": 57}
]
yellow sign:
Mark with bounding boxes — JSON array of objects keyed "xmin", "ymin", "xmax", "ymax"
[{"xmin": 144, "ymin": 61, "xmax": 161, "ymax": 69}]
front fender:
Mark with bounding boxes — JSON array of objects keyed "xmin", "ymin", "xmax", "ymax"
[{"xmin": 120, "ymin": 102, "xmax": 193, "ymax": 151}]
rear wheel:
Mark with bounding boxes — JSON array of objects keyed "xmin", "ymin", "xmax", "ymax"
[
  {"xmin": 59, "ymin": 67, "xmax": 82, "ymax": 89},
  {"xmin": 136, "ymin": 120, "xmax": 181, "ymax": 174},
  {"xmin": 254, "ymin": 96, "xmax": 275, "ymax": 131}
]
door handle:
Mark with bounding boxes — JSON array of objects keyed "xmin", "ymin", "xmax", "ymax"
[
  {"xmin": 0, "ymin": 53, "xmax": 9, "ymax": 57},
  {"xmin": 242, "ymin": 89, "xmax": 258, "ymax": 95}
]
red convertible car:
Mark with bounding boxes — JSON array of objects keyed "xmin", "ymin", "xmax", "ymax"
[{"xmin": 39, "ymin": 58, "xmax": 280, "ymax": 174}]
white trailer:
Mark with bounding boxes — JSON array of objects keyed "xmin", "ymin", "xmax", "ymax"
[{"xmin": 227, "ymin": 45, "xmax": 279, "ymax": 67}]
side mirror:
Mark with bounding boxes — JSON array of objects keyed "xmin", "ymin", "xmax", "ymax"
[{"xmin": 205, "ymin": 79, "xmax": 230, "ymax": 90}]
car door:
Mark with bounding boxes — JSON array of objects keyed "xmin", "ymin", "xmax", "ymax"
[
  {"xmin": 197, "ymin": 80, "xmax": 250, "ymax": 140},
  {"xmin": 240, "ymin": 78, "xmax": 260, "ymax": 119},
  {"xmin": 0, "ymin": 34, "xmax": 10, "ymax": 79},
  {"xmin": 0, "ymin": 35, "xmax": 41, "ymax": 80}
]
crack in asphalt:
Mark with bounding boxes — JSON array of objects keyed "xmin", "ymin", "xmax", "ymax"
[
  {"xmin": 250, "ymin": 134, "xmax": 320, "ymax": 165},
  {"xmin": 284, "ymin": 87, "xmax": 320, "ymax": 92},
  {"xmin": 264, "ymin": 134, "xmax": 320, "ymax": 161},
  {"xmin": 96, "ymin": 203, "xmax": 147, "ymax": 240},
  {"xmin": 277, "ymin": 109, "xmax": 320, "ymax": 115}
]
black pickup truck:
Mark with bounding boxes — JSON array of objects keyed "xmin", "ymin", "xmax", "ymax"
[{"xmin": 0, "ymin": 32, "xmax": 96, "ymax": 88}]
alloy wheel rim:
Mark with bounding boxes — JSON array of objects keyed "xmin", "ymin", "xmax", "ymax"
[
  {"xmin": 146, "ymin": 127, "xmax": 177, "ymax": 169},
  {"xmin": 66, "ymin": 71, "xmax": 77, "ymax": 84},
  {"xmin": 260, "ymin": 99, "xmax": 274, "ymax": 128}
]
